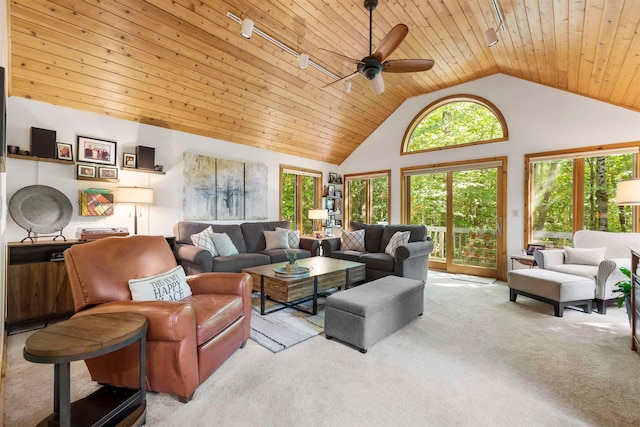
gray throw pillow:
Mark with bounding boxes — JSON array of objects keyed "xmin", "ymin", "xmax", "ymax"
[
  {"xmin": 211, "ymin": 232, "xmax": 239, "ymax": 256},
  {"xmin": 264, "ymin": 230, "xmax": 290, "ymax": 250}
]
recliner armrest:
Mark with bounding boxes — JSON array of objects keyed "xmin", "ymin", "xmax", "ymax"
[
  {"xmin": 73, "ymin": 301, "xmax": 195, "ymax": 342},
  {"xmin": 395, "ymin": 239, "xmax": 434, "ymax": 261},
  {"xmin": 299, "ymin": 237, "xmax": 320, "ymax": 255},
  {"xmin": 321, "ymin": 237, "xmax": 342, "ymax": 257}
]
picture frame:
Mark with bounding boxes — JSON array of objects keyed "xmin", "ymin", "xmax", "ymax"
[
  {"xmin": 123, "ymin": 153, "xmax": 137, "ymax": 168},
  {"xmin": 77, "ymin": 164, "xmax": 96, "ymax": 178},
  {"xmin": 334, "ymin": 189, "xmax": 342, "ymax": 198},
  {"xmin": 324, "ymin": 227, "xmax": 333, "ymax": 237},
  {"xmin": 98, "ymin": 166, "xmax": 118, "ymax": 179},
  {"xmin": 77, "ymin": 135, "xmax": 116, "ymax": 165},
  {"xmin": 56, "ymin": 142, "xmax": 73, "ymax": 161},
  {"xmin": 525, "ymin": 243, "xmax": 546, "ymax": 256},
  {"xmin": 328, "ymin": 184, "xmax": 335, "ymax": 197},
  {"xmin": 328, "ymin": 172, "xmax": 338, "ymax": 183},
  {"xmin": 335, "ymin": 219, "xmax": 342, "ymax": 226}
]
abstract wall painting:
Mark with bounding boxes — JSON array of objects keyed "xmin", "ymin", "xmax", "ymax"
[{"xmin": 244, "ymin": 161, "xmax": 268, "ymax": 220}]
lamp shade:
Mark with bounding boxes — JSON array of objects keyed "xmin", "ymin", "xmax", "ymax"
[
  {"xmin": 616, "ymin": 179, "xmax": 640, "ymax": 205},
  {"xmin": 308, "ymin": 209, "xmax": 329, "ymax": 220},
  {"xmin": 117, "ymin": 187, "xmax": 154, "ymax": 204}
]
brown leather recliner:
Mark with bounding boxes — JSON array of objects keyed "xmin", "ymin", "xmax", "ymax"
[{"xmin": 64, "ymin": 235, "xmax": 252, "ymax": 403}]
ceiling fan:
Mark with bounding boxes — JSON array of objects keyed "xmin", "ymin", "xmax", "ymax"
[{"xmin": 320, "ymin": 0, "xmax": 434, "ymax": 95}]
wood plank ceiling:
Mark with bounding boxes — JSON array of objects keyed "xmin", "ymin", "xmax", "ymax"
[{"xmin": 8, "ymin": 0, "xmax": 640, "ymax": 165}]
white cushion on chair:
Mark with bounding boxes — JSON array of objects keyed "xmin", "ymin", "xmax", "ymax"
[{"xmin": 564, "ymin": 246, "xmax": 605, "ymax": 266}]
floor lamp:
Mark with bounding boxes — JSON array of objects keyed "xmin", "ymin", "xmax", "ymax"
[
  {"xmin": 308, "ymin": 209, "xmax": 329, "ymax": 238},
  {"xmin": 117, "ymin": 187, "xmax": 154, "ymax": 235}
]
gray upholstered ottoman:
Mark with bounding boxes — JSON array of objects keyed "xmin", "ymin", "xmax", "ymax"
[
  {"xmin": 324, "ymin": 276, "xmax": 425, "ymax": 353},
  {"xmin": 508, "ymin": 269, "xmax": 595, "ymax": 317}
]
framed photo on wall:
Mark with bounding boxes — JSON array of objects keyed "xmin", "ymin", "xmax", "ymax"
[
  {"xmin": 77, "ymin": 135, "xmax": 117, "ymax": 165},
  {"xmin": 123, "ymin": 153, "xmax": 137, "ymax": 168},
  {"xmin": 56, "ymin": 142, "xmax": 73, "ymax": 161},
  {"xmin": 98, "ymin": 167, "xmax": 118, "ymax": 179},
  {"xmin": 77, "ymin": 164, "xmax": 96, "ymax": 178}
]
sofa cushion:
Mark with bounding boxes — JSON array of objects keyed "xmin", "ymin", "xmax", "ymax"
[
  {"xmin": 264, "ymin": 230, "xmax": 290, "ymax": 250},
  {"xmin": 212, "ymin": 253, "xmax": 271, "ymax": 272},
  {"xmin": 276, "ymin": 227, "xmax": 300, "ymax": 248},
  {"xmin": 189, "ymin": 294, "xmax": 243, "ymax": 346},
  {"xmin": 385, "ymin": 231, "xmax": 411, "ymax": 256},
  {"xmin": 190, "ymin": 226, "xmax": 218, "ymax": 257},
  {"xmin": 342, "ymin": 229, "xmax": 365, "ymax": 251},
  {"xmin": 546, "ymin": 264, "xmax": 599, "ymax": 281},
  {"xmin": 328, "ymin": 251, "xmax": 363, "ymax": 263},
  {"xmin": 263, "ymin": 248, "xmax": 311, "ymax": 263},
  {"xmin": 350, "ymin": 222, "xmax": 384, "ymax": 253},
  {"xmin": 360, "ymin": 252, "xmax": 395, "ymax": 273},
  {"xmin": 379, "ymin": 225, "xmax": 426, "ymax": 252},
  {"xmin": 211, "ymin": 233, "xmax": 239, "ymax": 256},
  {"xmin": 563, "ymin": 246, "xmax": 605, "ymax": 266},
  {"xmin": 209, "ymin": 225, "xmax": 247, "ymax": 254},
  {"xmin": 241, "ymin": 221, "xmax": 290, "ymax": 253},
  {"xmin": 128, "ymin": 265, "xmax": 192, "ymax": 302}
]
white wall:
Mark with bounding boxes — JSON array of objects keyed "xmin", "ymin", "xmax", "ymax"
[
  {"xmin": 340, "ymin": 74, "xmax": 640, "ymax": 262},
  {"xmin": 5, "ymin": 97, "xmax": 338, "ymax": 241}
]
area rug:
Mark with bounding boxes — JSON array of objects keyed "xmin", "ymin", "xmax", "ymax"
[{"xmin": 249, "ymin": 295, "xmax": 325, "ymax": 353}]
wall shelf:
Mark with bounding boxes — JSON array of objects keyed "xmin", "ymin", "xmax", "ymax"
[
  {"xmin": 8, "ymin": 153, "xmax": 74, "ymax": 165},
  {"xmin": 77, "ymin": 176, "xmax": 119, "ymax": 183},
  {"xmin": 121, "ymin": 166, "xmax": 165, "ymax": 175}
]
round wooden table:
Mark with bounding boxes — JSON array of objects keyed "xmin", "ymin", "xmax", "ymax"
[{"xmin": 24, "ymin": 312, "xmax": 147, "ymax": 427}]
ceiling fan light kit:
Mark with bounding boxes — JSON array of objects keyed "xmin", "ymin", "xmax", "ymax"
[{"xmin": 320, "ymin": 0, "xmax": 434, "ymax": 95}]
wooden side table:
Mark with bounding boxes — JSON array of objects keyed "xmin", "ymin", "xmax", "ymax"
[
  {"xmin": 510, "ymin": 254, "xmax": 537, "ymax": 269},
  {"xmin": 23, "ymin": 312, "xmax": 148, "ymax": 427}
]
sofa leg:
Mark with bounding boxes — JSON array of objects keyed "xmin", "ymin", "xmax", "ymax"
[
  {"xmin": 584, "ymin": 300, "xmax": 592, "ymax": 314},
  {"xmin": 509, "ymin": 288, "xmax": 517, "ymax": 302},
  {"xmin": 595, "ymin": 299, "xmax": 606, "ymax": 315},
  {"xmin": 178, "ymin": 392, "xmax": 194, "ymax": 403},
  {"xmin": 554, "ymin": 302, "xmax": 563, "ymax": 317}
]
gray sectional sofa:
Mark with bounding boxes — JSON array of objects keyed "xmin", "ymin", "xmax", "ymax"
[
  {"xmin": 173, "ymin": 221, "xmax": 319, "ymax": 275},
  {"xmin": 321, "ymin": 222, "xmax": 434, "ymax": 282}
]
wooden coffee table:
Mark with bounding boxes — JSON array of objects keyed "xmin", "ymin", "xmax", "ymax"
[
  {"xmin": 243, "ymin": 257, "xmax": 365, "ymax": 315},
  {"xmin": 23, "ymin": 312, "xmax": 147, "ymax": 427}
]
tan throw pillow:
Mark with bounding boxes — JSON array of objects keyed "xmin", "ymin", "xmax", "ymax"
[
  {"xmin": 385, "ymin": 231, "xmax": 411, "ymax": 256},
  {"xmin": 563, "ymin": 246, "xmax": 606, "ymax": 266},
  {"xmin": 190, "ymin": 226, "xmax": 218, "ymax": 256},
  {"xmin": 341, "ymin": 229, "xmax": 365, "ymax": 251},
  {"xmin": 211, "ymin": 233, "xmax": 239, "ymax": 256},
  {"xmin": 264, "ymin": 230, "xmax": 290, "ymax": 250},
  {"xmin": 276, "ymin": 227, "xmax": 301, "ymax": 249},
  {"xmin": 128, "ymin": 265, "xmax": 192, "ymax": 302}
]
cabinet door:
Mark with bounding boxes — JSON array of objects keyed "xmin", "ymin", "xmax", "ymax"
[{"xmin": 6, "ymin": 261, "xmax": 75, "ymax": 324}]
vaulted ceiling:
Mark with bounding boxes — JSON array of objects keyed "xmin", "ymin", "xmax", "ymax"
[{"xmin": 8, "ymin": 1, "xmax": 640, "ymax": 165}]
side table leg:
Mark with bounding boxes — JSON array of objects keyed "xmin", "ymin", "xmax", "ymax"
[
  {"xmin": 260, "ymin": 275, "xmax": 266, "ymax": 315},
  {"xmin": 55, "ymin": 362, "xmax": 71, "ymax": 426},
  {"xmin": 313, "ymin": 277, "xmax": 318, "ymax": 315}
]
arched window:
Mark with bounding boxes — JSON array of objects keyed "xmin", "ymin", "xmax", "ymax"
[{"xmin": 402, "ymin": 95, "xmax": 508, "ymax": 154}]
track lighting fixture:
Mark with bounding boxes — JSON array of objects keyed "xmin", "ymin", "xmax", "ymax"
[
  {"xmin": 485, "ymin": 0, "xmax": 506, "ymax": 47},
  {"xmin": 343, "ymin": 81, "xmax": 352, "ymax": 94},
  {"xmin": 299, "ymin": 53, "xmax": 309, "ymax": 70},
  {"xmin": 241, "ymin": 18, "xmax": 254, "ymax": 39}
]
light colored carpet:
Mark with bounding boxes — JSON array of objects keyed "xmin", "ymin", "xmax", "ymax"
[{"xmin": 5, "ymin": 270, "xmax": 640, "ymax": 426}]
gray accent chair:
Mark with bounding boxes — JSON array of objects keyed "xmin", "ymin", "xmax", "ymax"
[
  {"xmin": 173, "ymin": 221, "xmax": 319, "ymax": 275},
  {"xmin": 533, "ymin": 230, "xmax": 640, "ymax": 314},
  {"xmin": 321, "ymin": 222, "xmax": 434, "ymax": 282}
]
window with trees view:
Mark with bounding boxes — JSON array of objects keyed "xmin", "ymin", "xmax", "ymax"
[
  {"xmin": 280, "ymin": 166, "xmax": 321, "ymax": 235},
  {"xmin": 527, "ymin": 146, "xmax": 639, "ymax": 247},
  {"xmin": 345, "ymin": 171, "xmax": 390, "ymax": 227},
  {"xmin": 402, "ymin": 95, "xmax": 507, "ymax": 153}
]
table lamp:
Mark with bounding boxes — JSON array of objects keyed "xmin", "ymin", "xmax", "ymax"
[
  {"xmin": 616, "ymin": 178, "xmax": 640, "ymax": 205},
  {"xmin": 308, "ymin": 209, "xmax": 329, "ymax": 237},
  {"xmin": 116, "ymin": 187, "xmax": 154, "ymax": 234}
]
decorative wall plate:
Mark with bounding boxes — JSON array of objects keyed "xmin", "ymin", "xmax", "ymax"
[{"xmin": 9, "ymin": 185, "xmax": 73, "ymax": 233}]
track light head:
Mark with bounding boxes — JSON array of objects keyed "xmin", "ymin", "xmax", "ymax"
[
  {"xmin": 299, "ymin": 53, "xmax": 309, "ymax": 70},
  {"xmin": 241, "ymin": 19, "xmax": 254, "ymax": 39},
  {"xmin": 484, "ymin": 28, "xmax": 499, "ymax": 47}
]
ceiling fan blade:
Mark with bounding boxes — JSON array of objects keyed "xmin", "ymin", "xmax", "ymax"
[
  {"xmin": 369, "ymin": 73, "xmax": 385, "ymax": 95},
  {"xmin": 382, "ymin": 59, "xmax": 435, "ymax": 73},
  {"xmin": 318, "ymin": 48, "xmax": 361, "ymax": 65},
  {"xmin": 373, "ymin": 24, "xmax": 409, "ymax": 62},
  {"xmin": 323, "ymin": 70, "xmax": 360, "ymax": 88}
]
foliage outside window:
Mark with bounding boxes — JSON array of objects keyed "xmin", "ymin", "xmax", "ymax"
[
  {"xmin": 528, "ymin": 148, "xmax": 637, "ymax": 247},
  {"xmin": 345, "ymin": 171, "xmax": 390, "ymax": 227},
  {"xmin": 280, "ymin": 166, "xmax": 321, "ymax": 235},
  {"xmin": 403, "ymin": 95, "xmax": 507, "ymax": 154}
]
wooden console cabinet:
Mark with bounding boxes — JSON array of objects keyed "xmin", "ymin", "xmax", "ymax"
[{"xmin": 6, "ymin": 240, "xmax": 87, "ymax": 334}]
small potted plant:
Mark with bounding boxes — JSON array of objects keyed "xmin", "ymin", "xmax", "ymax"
[
  {"xmin": 613, "ymin": 266, "xmax": 632, "ymax": 325},
  {"xmin": 285, "ymin": 250, "xmax": 298, "ymax": 273}
]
